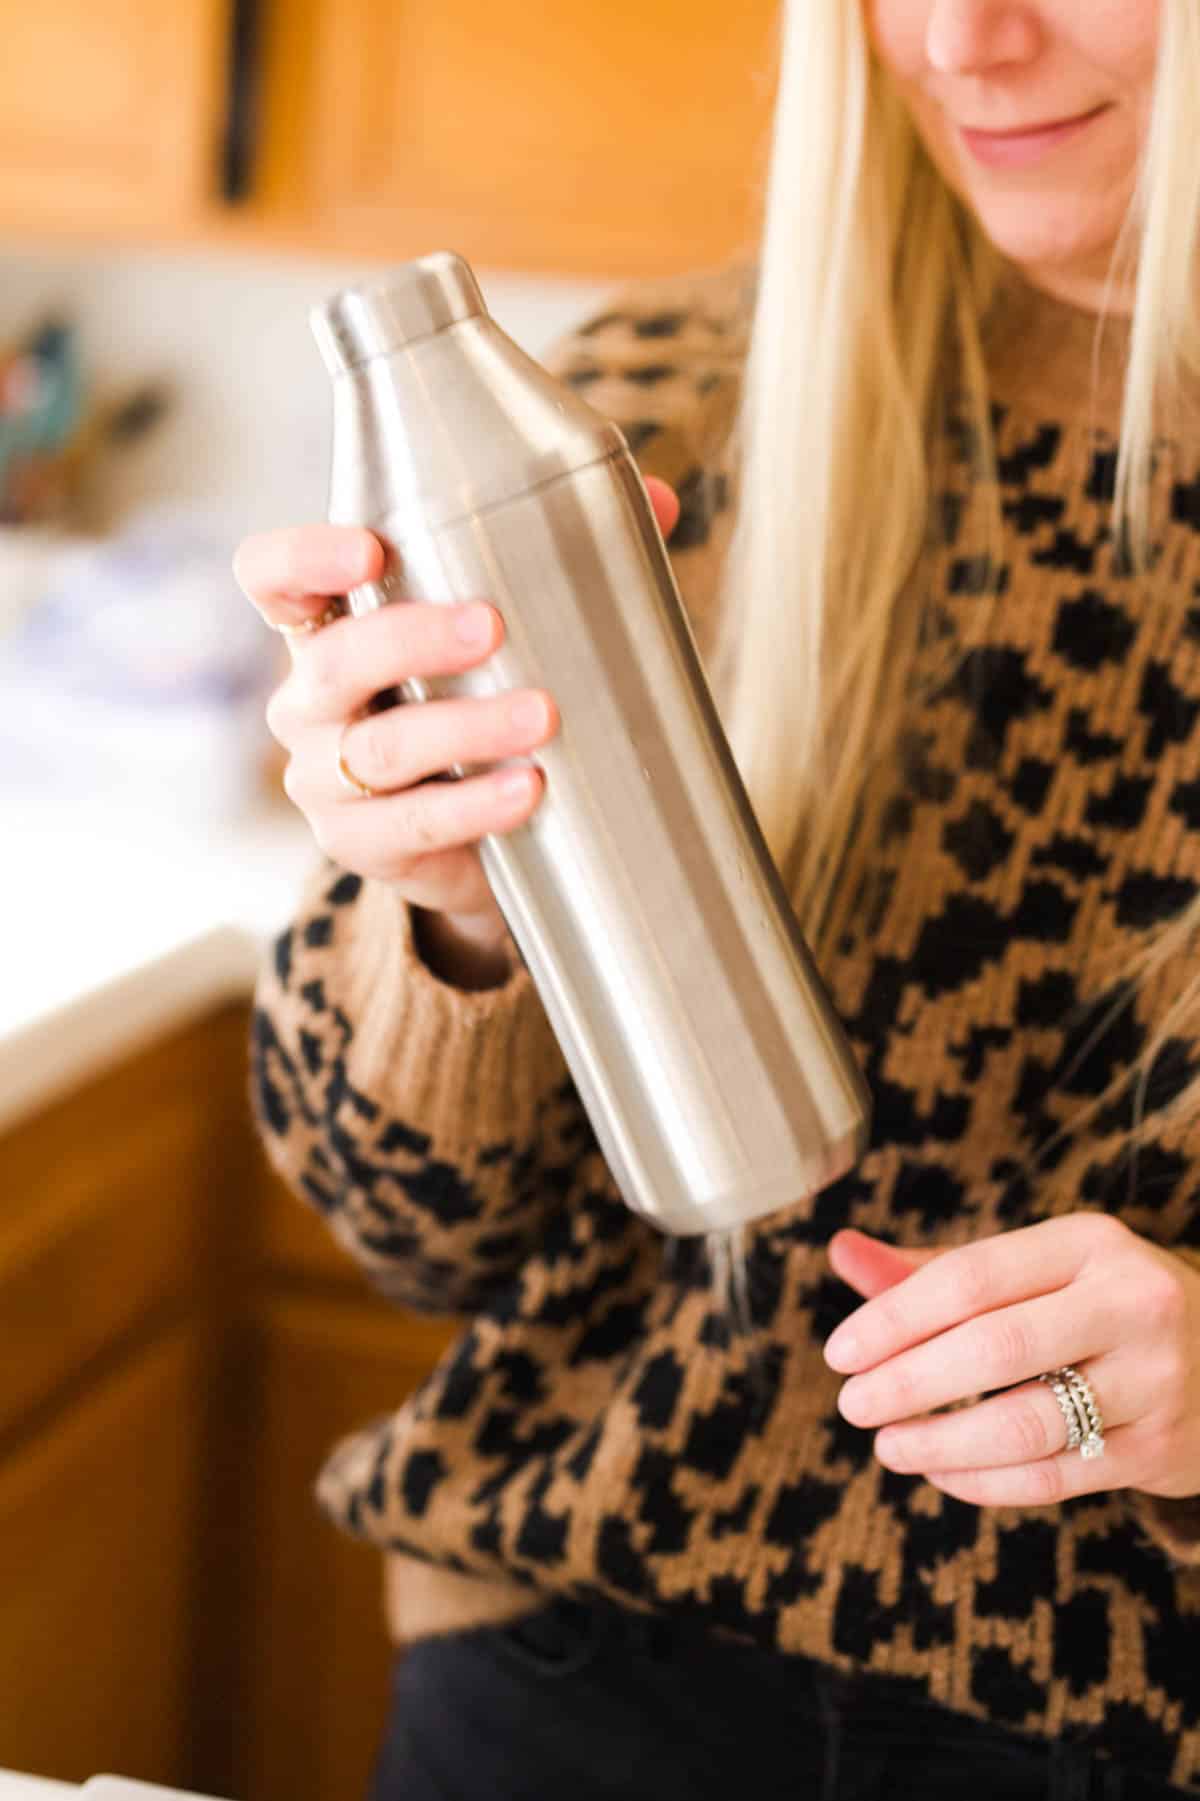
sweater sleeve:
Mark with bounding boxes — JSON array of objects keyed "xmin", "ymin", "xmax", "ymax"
[{"xmin": 249, "ymin": 258, "xmax": 752, "ymax": 1314}]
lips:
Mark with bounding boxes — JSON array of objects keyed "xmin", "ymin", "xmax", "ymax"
[
  {"xmin": 957, "ymin": 103, "xmax": 1110, "ymax": 170},
  {"xmin": 961, "ymin": 103, "xmax": 1108, "ymax": 139}
]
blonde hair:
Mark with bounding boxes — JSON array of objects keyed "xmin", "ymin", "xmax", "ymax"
[{"xmin": 710, "ymin": 0, "xmax": 1200, "ymax": 1260}]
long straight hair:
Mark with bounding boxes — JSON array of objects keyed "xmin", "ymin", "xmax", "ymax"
[{"xmin": 709, "ymin": 1, "xmax": 1200, "ymax": 1266}]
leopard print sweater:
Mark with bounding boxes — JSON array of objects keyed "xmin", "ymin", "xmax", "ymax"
[{"xmin": 251, "ymin": 256, "xmax": 1200, "ymax": 1789}]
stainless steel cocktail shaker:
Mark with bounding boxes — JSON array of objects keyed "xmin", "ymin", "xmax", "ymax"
[{"xmin": 311, "ymin": 250, "xmax": 870, "ymax": 1235}]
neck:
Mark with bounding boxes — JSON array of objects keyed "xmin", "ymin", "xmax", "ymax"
[
  {"xmin": 980, "ymin": 257, "xmax": 1131, "ymax": 428},
  {"xmin": 1015, "ymin": 259, "xmax": 1138, "ymax": 321}
]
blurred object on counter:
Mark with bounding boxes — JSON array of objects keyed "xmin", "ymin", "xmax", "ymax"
[
  {"xmin": 0, "ymin": 310, "xmax": 170, "ymax": 527},
  {"xmin": 0, "ymin": 317, "xmax": 81, "ymax": 523},
  {"xmin": 0, "ymin": 504, "xmax": 280, "ymax": 820}
]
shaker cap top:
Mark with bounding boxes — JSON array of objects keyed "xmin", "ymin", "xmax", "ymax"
[{"xmin": 311, "ymin": 250, "xmax": 485, "ymax": 374}]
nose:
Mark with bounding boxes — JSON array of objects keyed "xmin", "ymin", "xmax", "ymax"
[{"xmin": 924, "ymin": 1, "xmax": 1043, "ymax": 75}]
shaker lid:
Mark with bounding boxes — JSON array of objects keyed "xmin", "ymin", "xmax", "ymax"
[{"xmin": 311, "ymin": 251, "xmax": 485, "ymax": 373}]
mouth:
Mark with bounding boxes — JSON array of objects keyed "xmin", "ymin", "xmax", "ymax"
[{"xmin": 957, "ymin": 103, "xmax": 1111, "ymax": 170}]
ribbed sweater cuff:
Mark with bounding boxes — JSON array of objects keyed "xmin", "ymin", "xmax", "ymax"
[{"xmin": 339, "ymin": 876, "xmax": 572, "ymax": 1160}]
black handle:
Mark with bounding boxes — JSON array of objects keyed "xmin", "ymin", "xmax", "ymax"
[{"xmin": 219, "ymin": 0, "xmax": 262, "ymax": 203}]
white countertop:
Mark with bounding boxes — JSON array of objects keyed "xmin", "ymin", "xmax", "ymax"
[
  {"xmin": 0, "ymin": 1776, "xmax": 224, "ymax": 1797},
  {"xmin": 0, "ymin": 789, "xmax": 317, "ymax": 1133}
]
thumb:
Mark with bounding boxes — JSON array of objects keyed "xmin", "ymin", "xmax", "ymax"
[
  {"xmin": 828, "ymin": 1228, "xmax": 944, "ymax": 1301},
  {"xmin": 644, "ymin": 475, "xmax": 680, "ymax": 540}
]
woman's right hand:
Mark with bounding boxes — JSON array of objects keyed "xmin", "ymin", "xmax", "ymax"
[
  {"xmin": 234, "ymin": 480, "xmax": 681, "ymax": 981},
  {"xmin": 233, "ymin": 522, "xmax": 553, "ymax": 973}
]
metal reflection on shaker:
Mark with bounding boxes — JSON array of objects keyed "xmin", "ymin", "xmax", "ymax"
[{"xmin": 310, "ymin": 249, "xmax": 870, "ymax": 1235}]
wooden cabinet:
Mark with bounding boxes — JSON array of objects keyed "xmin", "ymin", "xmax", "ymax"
[
  {"xmin": 0, "ymin": 1002, "xmax": 456, "ymax": 1800},
  {"xmin": 0, "ymin": 1004, "xmax": 243, "ymax": 1441},
  {"xmin": 0, "ymin": 1007, "xmax": 251, "ymax": 1790},
  {"xmin": 0, "ymin": 0, "xmax": 779, "ymax": 274},
  {"xmin": 235, "ymin": 1170, "xmax": 456, "ymax": 1801},
  {"xmin": 0, "ymin": 0, "xmax": 229, "ymax": 241},
  {"xmin": 257, "ymin": 0, "xmax": 781, "ymax": 275},
  {"xmin": 236, "ymin": 1288, "xmax": 455, "ymax": 1801},
  {"xmin": 0, "ymin": 1330, "xmax": 207, "ymax": 1789}
]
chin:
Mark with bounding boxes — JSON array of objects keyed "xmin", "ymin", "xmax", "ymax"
[{"xmin": 961, "ymin": 193, "xmax": 1117, "ymax": 292}]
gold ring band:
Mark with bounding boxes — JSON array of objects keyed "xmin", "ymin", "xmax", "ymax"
[
  {"xmin": 273, "ymin": 599, "xmax": 345, "ymax": 639},
  {"xmin": 336, "ymin": 719, "xmax": 382, "ymax": 799}
]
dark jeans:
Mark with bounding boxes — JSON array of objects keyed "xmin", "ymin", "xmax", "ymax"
[{"xmin": 369, "ymin": 1595, "xmax": 1190, "ymax": 1801}]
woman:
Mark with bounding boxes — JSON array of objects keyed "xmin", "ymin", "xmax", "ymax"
[{"xmin": 238, "ymin": 2, "xmax": 1200, "ymax": 1795}]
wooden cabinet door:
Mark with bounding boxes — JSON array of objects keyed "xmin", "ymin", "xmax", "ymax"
[
  {"xmin": 0, "ymin": 1328, "xmax": 207, "ymax": 1789},
  {"xmin": 0, "ymin": 0, "xmax": 228, "ymax": 238},
  {"xmin": 235, "ymin": 1290, "xmax": 457, "ymax": 1801},
  {"xmin": 0, "ymin": 1007, "xmax": 249, "ymax": 1443},
  {"xmin": 262, "ymin": 0, "xmax": 780, "ymax": 276}
]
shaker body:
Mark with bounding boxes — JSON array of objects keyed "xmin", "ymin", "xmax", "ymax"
[{"xmin": 316, "ymin": 253, "xmax": 870, "ymax": 1235}]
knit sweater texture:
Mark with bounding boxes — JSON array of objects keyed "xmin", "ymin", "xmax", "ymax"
[{"xmin": 251, "ymin": 256, "xmax": 1200, "ymax": 1790}]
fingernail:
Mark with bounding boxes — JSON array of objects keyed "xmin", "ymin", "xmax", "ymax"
[
  {"xmin": 824, "ymin": 1328, "xmax": 860, "ymax": 1370},
  {"xmin": 509, "ymin": 693, "xmax": 547, "ymax": 733},
  {"xmin": 499, "ymin": 768, "xmax": 534, "ymax": 800},
  {"xmin": 873, "ymin": 1430, "xmax": 903, "ymax": 1469},
  {"xmin": 456, "ymin": 605, "xmax": 493, "ymax": 645},
  {"xmin": 837, "ymin": 1379, "xmax": 871, "ymax": 1424},
  {"xmin": 344, "ymin": 532, "xmax": 377, "ymax": 580}
]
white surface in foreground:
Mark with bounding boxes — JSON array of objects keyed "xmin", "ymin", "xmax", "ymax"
[{"xmin": 0, "ymin": 1776, "xmax": 229, "ymax": 1797}]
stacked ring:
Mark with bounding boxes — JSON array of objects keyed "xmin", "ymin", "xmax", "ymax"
[
  {"xmin": 1039, "ymin": 1366, "xmax": 1107, "ymax": 1460},
  {"xmin": 273, "ymin": 599, "xmax": 346, "ymax": 638},
  {"xmin": 1040, "ymin": 1371, "xmax": 1084, "ymax": 1450}
]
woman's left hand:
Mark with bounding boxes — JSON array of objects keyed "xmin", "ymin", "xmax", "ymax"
[{"xmin": 822, "ymin": 1214, "xmax": 1200, "ymax": 1506}]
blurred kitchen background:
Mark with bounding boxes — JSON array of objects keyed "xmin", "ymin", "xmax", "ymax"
[{"xmin": 0, "ymin": 3, "xmax": 777, "ymax": 1797}]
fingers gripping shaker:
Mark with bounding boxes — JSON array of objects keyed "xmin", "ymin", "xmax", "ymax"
[{"xmin": 311, "ymin": 250, "xmax": 870, "ymax": 1236}]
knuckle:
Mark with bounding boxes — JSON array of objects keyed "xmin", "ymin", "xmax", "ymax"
[
  {"xmin": 1027, "ymin": 1458, "xmax": 1066, "ymax": 1506},
  {"xmin": 1009, "ymin": 1398, "xmax": 1054, "ymax": 1463},
  {"xmin": 352, "ymin": 714, "xmax": 396, "ymax": 786},
  {"xmin": 401, "ymin": 793, "xmax": 443, "ymax": 856},
  {"xmin": 299, "ymin": 640, "xmax": 344, "ymax": 716},
  {"xmin": 983, "ymin": 1313, "xmax": 1034, "ymax": 1379},
  {"xmin": 1141, "ymin": 1263, "xmax": 1188, "ymax": 1332},
  {"xmin": 264, "ymin": 681, "xmax": 292, "ymax": 744},
  {"xmin": 280, "ymin": 757, "xmax": 305, "ymax": 806},
  {"xmin": 885, "ymin": 1360, "xmax": 920, "ymax": 1416},
  {"xmin": 1082, "ymin": 1211, "xmax": 1130, "ymax": 1258},
  {"xmin": 1154, "ymin": 1345, "xmax": 1188, "ymax": 1410},
  {"xmin": 874, "ymin": 1291, "xmax": 915, "ymax": 1345},
  {"xmin": 945, "ymin": 1252, "xmax": 991, "ymax": 1318}
]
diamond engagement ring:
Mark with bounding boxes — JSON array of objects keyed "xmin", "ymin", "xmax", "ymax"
[{"xmin": 1040, "ymin": 1365, "xmax": 1107, "ymax": 1460}]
